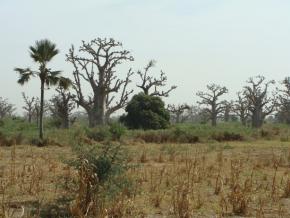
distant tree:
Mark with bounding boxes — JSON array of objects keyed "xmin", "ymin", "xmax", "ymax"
[
  {"xmin": 22, "ymin": 92, "xmax": 36, "ymax": 123},
  {"xmin": 167, "ymin": 103, "xmax": 190, "ymax": 123},
  {"xmin": 137, "ymin": 60, "xmax": 177, "ymax": 97},
  {"xmin": 33, "ymin": 97, "xmax": 50, "ymax": 128},
  {"xmin": 15, "ymin": 39, "xmax": 71, "ymax": 139},
  {"xmin": 223, "ymin": 100, "xmax": 233, "ymax": 122},
  {"xmin": 0, "ymin": 97, "xmax": 15, "ymax": 119},
  {"xmin": 66, "ymin": 38, "xmax": 134, "ymax": 127},
  {"xmin": 49, "ymin": 87, "xmax": 75, "ymax": 128},
  {"xmin": 196, "ymin": 84, "xmax": 228, "ymax": 126},
  {"xmin": 276, "ymin": 77, "xmax": 290, "ymax": 124},
  {"xmin": 233, "ymin": 92, "xmax": 250, "ymax": 126},
  {"xmin": 243, "ymin": 76, "xmax": 276, "ymax": 128},
  {"xmin": 120, "ymin": 93, "xmax": 170, "ymax": 130}
]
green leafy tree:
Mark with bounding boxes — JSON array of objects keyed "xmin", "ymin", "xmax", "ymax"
[
  {"xmin": 120, "ymin": 93, "xmax": 170, "ymax": 129},
  {"xmin": 15, "ymin": 39, "xmax": 71, "ymax": 140}
]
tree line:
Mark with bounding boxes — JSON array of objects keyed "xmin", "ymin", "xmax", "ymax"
[{"xmin": 0, "ymin": 37, "xmax": 286, "ymax": 139}]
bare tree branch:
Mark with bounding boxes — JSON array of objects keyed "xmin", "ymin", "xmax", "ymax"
[
  {"xmin": 136, "ymin": 60, "xmax": 177, "ymax": 97},
  {"xmin": 243, "ymin": 75, "xmax": 277, "ymax": 128},
  {"xmin": 196, "ymin": 84, "xmax": 228, "ymax": 126},
  {"xmin": 66, "ymin": 38, "xmax": 134, "ymax": 126}
]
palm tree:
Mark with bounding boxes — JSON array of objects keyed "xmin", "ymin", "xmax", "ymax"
[{"xmin": 15, "ymin": 39, "xmax": 71, "ymax": 140}]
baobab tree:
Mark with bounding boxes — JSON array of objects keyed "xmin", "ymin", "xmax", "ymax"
[
  {"xmin": 233, "ymin": 92, "xmax": 250, "ymax": 126},
  {"xmin": 49, "ymin": 88, "xmax": 75, "ymax": 128},
  {"xmin": 196, "ymin": 84, "xmax": 228, "ymax": 126},
  {"xmin": 223, "ymin": 100, "xmax": 233, "ymax": 122},
  {"xmin": 22, "ymin": 93, "xmax": 36, "ymax": 123},
  {"xmin": 243, "ymin": 75, "xmax": 276, "ymax": 128},
  {"xmin": 276, "ymin": 77, "xmax": 290, "ymax": 124},
  {"xmin": 15, "ymin": 39, "xmax": 71, "ymax": 140},
  {"xmin": 167, "ymin": 104, "xmax": 190, "ymax": 123},
  {"xmin": 137, "ymin": 60, "xmax": 177, "ymax": 97},
  {"xmin": 0, "ymin": 97, "xmax": 15, "ymax": 119},
  {"xmin": 66, "ymin": 38, "xmax": 134, "ymax": 127}
]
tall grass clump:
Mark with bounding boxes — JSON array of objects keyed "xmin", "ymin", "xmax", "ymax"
[
  {"xmin": 109, "ymin": 122, "xmax": 127, "ymax": 141},
  {"xmin": 68, "ymin": 142, "xmax": 135, "ymax": 217}
]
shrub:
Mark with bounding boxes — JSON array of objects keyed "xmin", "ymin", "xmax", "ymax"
[
  {"xmin": 0, "ymin": 131, "xmax": 15, "ymax": 146},
  {"xmin": 135, "ymin": 130, "xmax": 172, "ymax": 143},
  {"xmin": 120, "ymin": 93, "xmax": 170, "ymax": 130},
  {"xmin": 69, "ymin": 143, "xmax": 134, "ymax": 217},
  {"xmin": 13, "ymin": 133, "xmax": 24, "ymax": 145},
  {"xmin": 86, "ymin": 126, "xmax": 112, "ymax": 142},
  {"xmin": 212, "ymin": 131, "xmax": 244, "ymax": 142},
  {"xmin": 173, "ymin": 126, "xmax": 199, "ymax": 143},
  {"xmin": 109, "ymin": 122, "xmax": 126, "ymax": 141},
  {"xmin": 30, "ymin": 137, "xmax": 50, "ymax": 147}
]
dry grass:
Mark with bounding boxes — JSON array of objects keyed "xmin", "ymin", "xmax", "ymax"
[{"xmin": 0, "ymin": 140, "xmax": 290, "ymax": 217}]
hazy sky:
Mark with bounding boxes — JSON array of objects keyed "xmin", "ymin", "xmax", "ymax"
[{"xmin": 1, "ymin": 0, "xmax": 289, "ymax": 114}]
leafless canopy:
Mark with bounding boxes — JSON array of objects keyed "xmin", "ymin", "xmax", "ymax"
[
  {"xmin": 66, "ymin": 38, "xmax": 134, "ymax": 126},
  {"xmin": 243, "ymin": 75, "xmax": 276, "ymax": 128},
  {"xmin": 196, "ymin": 84, "xmax": 228, "ymax": 126},
  {"xmin": 22, "ymin": 92, "xmax": 36, "ymax": 123},
  {"xmin": 137, "ymin": 60, "xmax": 177, "ymax": 97},
  {"xmin": 276, "ymin": 77, "xmax": 290, "ymax": 124},
  {"xmin": 233, "ymin": 92, "xmax": 250, "ymax": 126},
  {"xmin": 49, "ymin": 88, "xmax": 75, "ymax": 128},
  {"xmin": 167, "ymin": 104, "xmax": 190, "ymax": 123},
  {"xmin": 223, "ymin": 100, "xmax": 235, "ymax": 122},
  {"xmin": 0, "ymin": 97, "xmax": 15, "ymax": 119}
]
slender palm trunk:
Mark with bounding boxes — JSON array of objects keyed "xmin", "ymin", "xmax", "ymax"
[{"xmin": 39, "ymin": 80, "xmax": 45, "ymax": 140}]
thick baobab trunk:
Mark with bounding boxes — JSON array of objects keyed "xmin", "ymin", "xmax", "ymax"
[
  {"xmin": 87, "ymin": 103, "xmax": 105, "ymax": 127},
  {"xmin": 28, "ymin": 114, "xmax": 32, "ymax": 123},
  {"xmin": 224, "ymin": 108, "xmax": 230, "ymax": 122},
  {"xmin": 89, "ymin": 91, "xmax": 106, "ymax": 127},
  {"xmin": 88, "ymin": 109, "xmax": 98, "ymax": 128},
  {"xmin": 211, "ymin": 116, "xmax": 217, "ymax": 126},
  {"xmin": 39, "ymin": 80, "xmax": 44, "ymax": 140},
  {"xmin": 211, "ymin": 106, "xmax": 217, "ymax": 127},
  {"xmin": 251, "ymin": 109, "xmax": 263, "ymax": 128},
  {"xmin": 241, "ymin": 116, "xmax": 247, "ymax": 126},
  {"xmin": 175, "ymin": 113, "xmax": 181, "ymax": 123},
  {"xmin": 96, "ymin": 94, "xmax": 106, "ymax": 125}
]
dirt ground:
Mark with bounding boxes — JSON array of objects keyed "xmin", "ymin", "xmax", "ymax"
[{"xmin": 0, "ymin": 140, "xmax": 290, "ymax": 217}]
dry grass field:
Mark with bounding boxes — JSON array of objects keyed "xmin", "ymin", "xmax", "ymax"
[{"xmin": 0, "ymin": 139, "xmax": 290, "ymax": 217}]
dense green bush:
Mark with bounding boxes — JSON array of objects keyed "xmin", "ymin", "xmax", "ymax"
[{"xmin": 120, "ymin": 93, "xmax": 170, "ymax": 130}]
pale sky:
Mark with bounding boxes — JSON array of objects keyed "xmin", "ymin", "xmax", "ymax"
[{"xmin": 0, "ymin": 0, "xmax": 289, "ymax": 115}]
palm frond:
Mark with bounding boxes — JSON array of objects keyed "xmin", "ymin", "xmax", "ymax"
[
  {"xmin": 49, "ymin": 70, "xmax": 62, "ymax": 77},
  {"xmin": 14, "ymin": 68, "xmax": 35, "ymax": 85},
  {"xmin": 29, "ymin": 39, "xmax": 59, "ymax": 63},
  {"xmin": 45, "ymin": 75, "xmax": 59, "ymax": 87}
]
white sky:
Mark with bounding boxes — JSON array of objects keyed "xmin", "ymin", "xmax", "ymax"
[{"xmin": 0, "ymin": 0, "xmax": 289, "ymax": 115}]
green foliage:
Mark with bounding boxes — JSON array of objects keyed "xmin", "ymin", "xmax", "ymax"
[
  {"xmin": 86, "ymin": 126, "xmax": 112, "ymax": 142},
  {"xmin": 30, "ymin": 137, "xmax": 51, "ymax": 147},
  {"xmin": 69, "ymin": 142, "xmax": 131, "ymax": 190},
  {"xmin": 0, "ymin": 117, "xmax": 37, "ymax": 139},
  {"xmin": 211, "ymin": 131, "xmax": 244, "ymax": 142},
  {"xmin": 109, "ymin": 122, "xmax": 126, "ymax": 141},
  {"xmin": 121, "ymin": 93, "xmax": 170, "ymax": 130}
]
